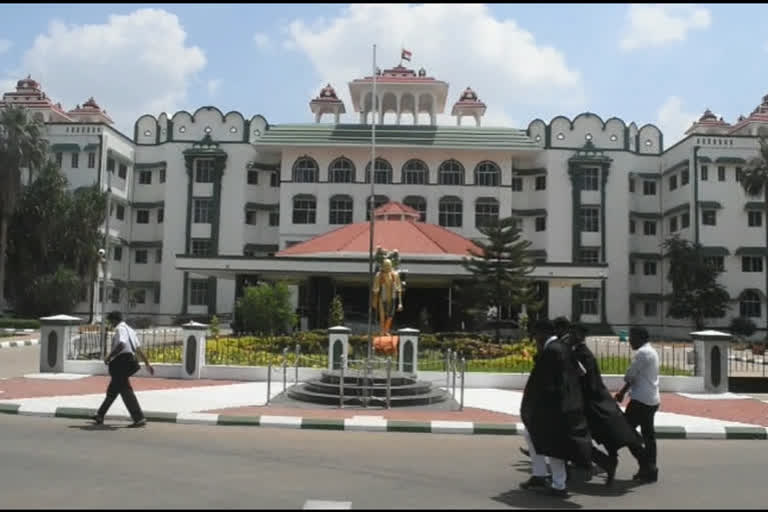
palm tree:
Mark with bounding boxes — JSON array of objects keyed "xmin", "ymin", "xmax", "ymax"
[
  {"xmin": 741, "ymin": 134, "xmax": 768, "ymax": 336},
  {"xmin": 0, "ymin": 105, "xmax": 48, "ymax": 309}
]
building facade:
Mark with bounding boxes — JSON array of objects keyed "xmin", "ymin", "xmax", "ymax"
[{"xmin": 2, "ymin": 65, "xmax": 767, "ymax": 337}]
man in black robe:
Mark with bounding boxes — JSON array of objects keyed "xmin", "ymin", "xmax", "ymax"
[
  {"xmin": 520, "ymin": 318, "xmax": 592, "ymax": 497},
  {"xmin": 568, "ymin": 324, "xmax": 650, "ymax": 485}
]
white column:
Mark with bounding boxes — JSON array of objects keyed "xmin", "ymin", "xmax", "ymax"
[
  {"xmin": 315, "ymin": 112, "xmax": 322, "ymax": 124},
  {"xmin": 39, "ymin": 315, "xmax": 82, "ymax": 373},
  {"xmin": 397, "ymin": 327, "xmax": 420, "ymax": 375},
  {"xmin": 182, "ymin": 321, "xmax": 207, "ymax": 380},
  {"xmin": 360, "ymin": 111, "xmax": 366, "ymax": 124},
  {"xmin": 396, "ymin": 94, "xmax": 402, "ymax": 125},
  {"xmin": 334, "ymin": 111, "xmax": 340, "ymax": 124},
  {"xmin": 474, "ymin": 113, "xmax": 481, "ymax": 127},
  {"xmin": 328, "ymin": 326, "xmax": 350, "ymax": 371},
  {"xmin": 456, "ymin": 114, "xmax": 462, "ymax": 126}
]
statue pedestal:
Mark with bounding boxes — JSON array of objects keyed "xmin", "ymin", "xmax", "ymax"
[
  {"xmin": 690, "ymin": 329, "xmax": 732, "ymax": 394},
  {"xmin": 328, "ymin": 326, "xmax": 350, "ymax": 371},
  {"xmin": 373, "ymin": 335, "xmax": 399, "ymax": 357},
  {"xmin": 397, "ymin": 328, "xmax": 419, "ymax": 375}
]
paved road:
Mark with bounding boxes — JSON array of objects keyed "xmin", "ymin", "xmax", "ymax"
[{"xmin": 1, "ymin": 415, "xmax": 767, "ymax": 509}]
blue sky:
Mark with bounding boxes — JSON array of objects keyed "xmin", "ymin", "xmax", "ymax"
[{"xmin": 1, "ymin": 3, "xmax": 766, "ymax": 144}]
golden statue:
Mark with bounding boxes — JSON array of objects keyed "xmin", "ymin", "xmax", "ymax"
[{"xmin": 372, "ymin": 257, "xmax": 403, "ymax": 336}]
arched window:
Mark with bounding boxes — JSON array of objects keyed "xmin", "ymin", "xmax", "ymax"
[
  {"xmin": 402, "ymin": 159, "xmax": 428, "ymax": 185},
  {"xmin": 403, "ymin": 195, "xmax": 427, "ymax": 222},
  {"xmin": 293, "ymin": 156, "xmax": 319, "ymax": 183},
  {"xmin": 439, "ymin": 196, "xmax": 463, "ymax": 227},
  {"xmin": 292, "ymin": 194, "xmax": 316, "ymax": 224},
  {"xmin": 365, "ymin": 158, "xmax": 392, "ymax": 184},
  {"xmin": 474, "ymin": 160, "xmax": 500, "ymax": 187},
  {"xmin": 329, "ymin": 195, "xmax": 353, "ymax": 225},
  {"xmin": 366, "ymin": 194, "xmax": 389, "ymax": 221},
  {"xmin": 740, "ymin": 290, "xmax": 762, "ymax": 318},
  {"xmin": 328, "ymin": 157, "xmax": 355, "ymax": 183},
  {"xmin": 438, "ymin": 159, "xmax": 464, "ymax": 185},
  {"xmin": 475, "ymin": 197, "xmax": 499, "ymax": 228}
]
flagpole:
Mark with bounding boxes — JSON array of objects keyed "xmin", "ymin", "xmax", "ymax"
[{"xmin": 366, "ymin": 43, "xmax": 377, "ymax": 361}]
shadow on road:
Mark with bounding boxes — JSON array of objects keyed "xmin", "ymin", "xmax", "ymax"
[
  {"xmin": 68, "ymin": 424, "xmax": 121, "ymax": 432},
  {"xmin": 492, "ymin": 489, "xmax": 583, "ymax": 509}
]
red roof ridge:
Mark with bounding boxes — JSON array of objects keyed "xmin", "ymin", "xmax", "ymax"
[
  {"xmin": 276, "ymin": 222, "xmax": 368, "ymax": 256},
  {"xmin": 411, "ymin": 221, "xmax": 478, "ymax": 256}
]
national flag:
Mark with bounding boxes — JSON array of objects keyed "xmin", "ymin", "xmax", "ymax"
[{"xmin": 401, "ymin": 48, "xmax": 412, "ymax": 62}]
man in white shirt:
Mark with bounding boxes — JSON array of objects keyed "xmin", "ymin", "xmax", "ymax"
[
  {"xmin": 92, "ymin": 310, "xmax": 154, "ymax": 427},
  {"xmin": 615, "ymin": 326, "xmax": 659, "ymax": 483}
]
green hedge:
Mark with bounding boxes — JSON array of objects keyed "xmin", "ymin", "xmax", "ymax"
[{"xmin": 0, "ymin": 318, "xmax": 41, "ymax": 329}]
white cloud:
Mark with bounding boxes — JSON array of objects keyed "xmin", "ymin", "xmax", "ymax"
[
  {"xmin": 284, "ymin": 4, "xmax": 585, "ymax": 126},
  {"xmin": 0, "ymin": 39, "xmax": 12, "ymax": 54},
  {"xmin": 656, "ymin": 96, "xmax": 700, "ymax": 144},
  {"xmin": 620, "ymin": 4, "xmax": 711, "ymax": 51},
  {"xmin": 20, "ymin": 9, "xmax": 206, "ymax": 133},
  {"xmin": 0, "ymin": 77, "xmax": 15, "ymax": 95},
  {"xmin": 253, "ymin": 32, "xmax": 272, "ymax": 50},
  {"xmin": 207, "ymin": 78, "xmax": 221, "ymax": 97}
]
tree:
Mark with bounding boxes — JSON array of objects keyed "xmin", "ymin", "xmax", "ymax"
[
  {"xmin": 234, "ymin": 282, "xmax": 297, "ymax": 335},
  {"xmin": 740, "ymin": 134, "xmax": 768, "ymax": 336},
  {"xmin": 0, "ymin": 105, "xmax": 48, "ymax": 307},
  {"xmin": 461, "ymin": 216, "xmax": 540, "ymax": 343},
  {"xmin": 328, "ymin": 294, "xmax": 345, "ymax": 327},
  {"xmin": 5, "ymin": 161, "xmax": 106, "ymax": 316},
  {"xmin": 663, "ymin": 235, "xmax": 730, "ymax": 330}
]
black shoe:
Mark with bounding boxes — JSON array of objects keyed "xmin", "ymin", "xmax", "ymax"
[
  {"xmin": 633, "ymin": 467, "xmax": 658, "ymax": 483},
  {"xmin": 127, "ymin": 418, "xmax": 147, "ymax": 428},
  {"xmin": 605, "ymin": 457, "xmax": 618, "ymax": 486},
  {"xmin": 520, "ymin": 476, "xmax": 550, "ymax": 490},
  {"xmin": 90, "ymin": 414, "xmax": 104, "ymax": 425},
  {"xmin": 544, "ymin": 486, "xmax": 569, "ymax": 498},
  {"xmin": 519, "ymin": 447, "xmax": 530, "ymax": 457}
]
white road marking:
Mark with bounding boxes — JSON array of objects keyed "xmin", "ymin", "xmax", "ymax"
[{"xmin": 303, "ymin": 500, "xmax": 352, "ymax": 509}]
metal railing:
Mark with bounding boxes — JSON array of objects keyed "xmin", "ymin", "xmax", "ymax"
[{"xmin": 338, "ymin": 355, "xmax": 394, "ymax": 409}]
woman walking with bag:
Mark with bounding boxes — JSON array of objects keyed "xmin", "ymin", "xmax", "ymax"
[{"xmin": 92, "ymin": 310, "xmax": 154, "ymax": 427}]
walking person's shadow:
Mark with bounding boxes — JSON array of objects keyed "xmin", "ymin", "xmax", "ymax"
[{"xmin": 68, "ymin": 424, "xmax": 121, "ymax": 431}]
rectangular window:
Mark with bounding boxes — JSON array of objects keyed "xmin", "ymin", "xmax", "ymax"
[
  {"xmin": 535, "ymin": 216, "xmax": 546, "ymax": 232},
  {"xmin": 113, "ymin": 246, "xmax": 122, "ymax": 261},
  {"xmin": 512, "ymin": 218, "xmax": 523, "ymax": 232},
  {"xmin": 116, "ymin": 204, "xmax": 125, "ymax": 221},
  {"xmin": 155, "ymin": 249, "xmax": 162, "ymax": 263},
  {"xmin": 630, "ymin": 261, "xmax": 636, "ymax": 275},
  {"xmin": 133, "ymin": 289, "xmax": 146, "ymax": 305},
  {"xmin": 736, "ymin": 167, "xmax": 743, "ymax": 182},
  {"xmin": 535, "ymin": 175, "xmax": 547, "ymax": 191},
  {"xmin": 643, "ymin": 180, "xmax": 656, "ymax": 196},
  {"xmin": 195, "ymin": 160, "xmax": 214, "ymax": 183},
  {"xmin": 139, "ymin": 170, "xmax": 152, "ymax": 184},
  {"xmin": 718, "ymin": 166, "xmax": 725, "ymax": 181},
  {"xmin": 269, "ymin": 211, "xmax": 279, "ymax": 226},
  {"xmin": 136, "ymin": 210, "xmax": 150, "ymax": 224},
  {"xmin": 669, "ymin": 216, "xmax": 678, "ymax": 233},
  {"xmin": 669, "ymin": 174, "xmax": 677, "ymax": 191},
  {"xmin": 704, "ymin": 256, "xmax": 725, "ymax": 272},
  {"xmin": 189, "ymin": 279, "xmax": 209, "ymax": 306},
  {"xmin": 245, "ymin": 210, "xmax": 258, "ymax": 225},
  {"xmin": 511, "ymin": 178, "xmax": 522, "ymax": 191},
  {"xmin": 157, "ymin": 208, "xmax": 164, "ymax": 223},
  {"xmin": 87, "ymin": 152, "xmax": 96, "ymax": 169},
  {"xmin": 107, "ymin": 158, "xmax": 115, "ymax": 173},
  {"xmin": 55, "ymin": 152, "xmax": 63, "ymax": 167},
  {"xmin": 247, "ymin": 170, "xmax": 259, "ymax": 185},
  {"xmin": 629, "ymin": 219, "xmax": 636, "ymax": 234},
  {"xmin": 643, "ymin": 261, "xmax": 657, "ymax": 276},
  {"xmin": 154, "ymin": 287, "xmax": 161, "ymax": 304},
  {"xmin": 681, "ymin": 169, "xmax": 689, "ymax": 186},
  {"xmin": 701, "ymin": 165, "xmax": 708, "ymax": 181},
  {"xmin": 135, "ymin": 249, "xmax": 148, "ymax": 264},
  {"xmin": 118, "ymin": 164, "xmax": 127, "ymax": 179},
  {"xmin": 329, "ymin": 197, "xmax": 354, "ymax": 225},
  {"xmin": 742, "ymin": 256, "xmax": 764, "ymax": 273},
  {"xmin": 191, "ymin": 239, "xmax": 212, "ymax": 256},
  {"xmin": 193, "ymin": 199, "xmax": 214, "ymax": 224},
  {"xmin": 629, "ymin": 178, "xmax": 635, "ymax": 193},
  {"xmin": 702, "ymin": 210, "xmax": 717, "ymax": 226},
  {"xmin": 579, "ymin": 248, "xmax": 600, "ymax": 264},
  {"xmin": 644, "ymin": 301, "xmax": 658, "ymax": 317},
  {"xmin": 748, "ymin": 211, "xmax": 763, "ymax": 227},
  {"xmin": 580, "ymin": 207, "xmax": 600, "ymax": 232},
  {"xmin": 109, "ymin": 287, "xmax": 120, "ymax": 304},
  {"xmin": 578, "ymin": 288, "xmax": 599, "ymax": 316},
  {"xmin": 581, "ymin": 168, "xmax": 599, "ymax": 191},
  {"xmin": 270, "ymin": 171, "xmax": 279, "ymax": 187},
  {"xmin": 159, "ymin": 168, "xmax": 166, "ymax": 183},
  {"xmin": 681, "ymin": 212, "xmax": 690, "ymax": 229},
  {"xmin": 71, "ymin": 153, "xmax": 79, "ymax": 168},
  {"xmin": 643, "ymin": 220, "xmax": 656, "ymax": 236}
]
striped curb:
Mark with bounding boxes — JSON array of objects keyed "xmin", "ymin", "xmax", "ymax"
[
  {"xmin": 0, "ymin": 403, "xmax": 765, "ymax": 439},
  {"xmin": 0, "ymin": 339, "xmax": 39, "ymax": 349}
]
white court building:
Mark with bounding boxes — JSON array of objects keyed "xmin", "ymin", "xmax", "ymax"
[{"xmin": 2, "ymin": 64, "xmax": 767, "ymax": 337}]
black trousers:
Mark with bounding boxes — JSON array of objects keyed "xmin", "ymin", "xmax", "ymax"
[
  {"xmin": 96, "ymin": 353, "xmax": 145, "ymax": 422},
  {"xmin": 624, "ymin": 400, "xmax": 658, "ymax": 468}
]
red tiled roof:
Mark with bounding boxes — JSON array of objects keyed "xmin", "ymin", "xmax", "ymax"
[
  {"xmin": 276, "ymin": 217, "xmax": 479, "ymax": 258},
  {"xmin": 373, "ymin": 201, "xmax": 420, "ymax": 217}
]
